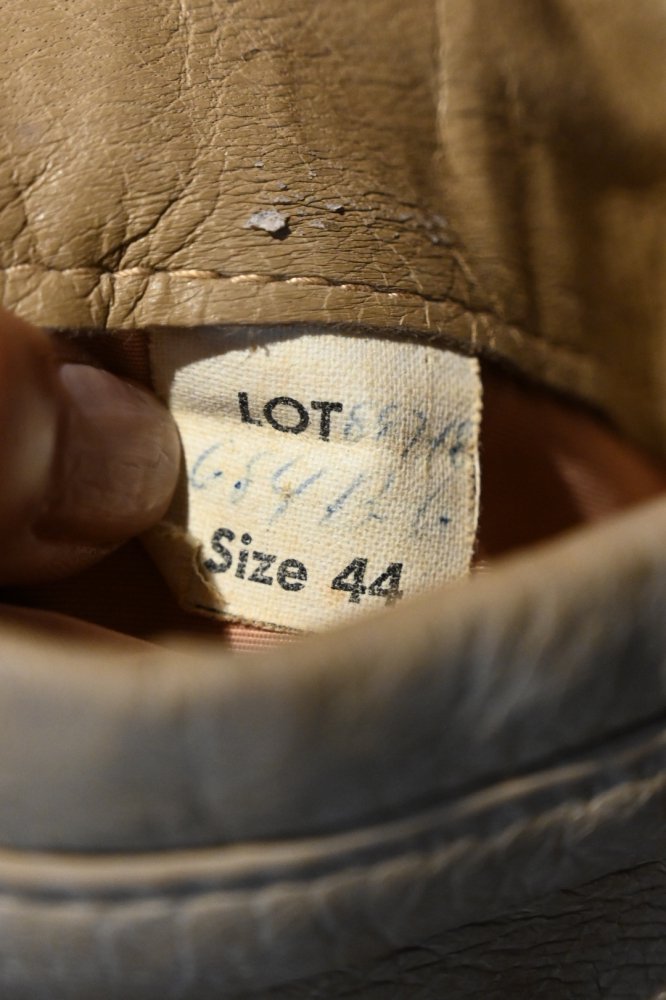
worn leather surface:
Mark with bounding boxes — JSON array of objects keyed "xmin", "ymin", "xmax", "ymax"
[
  {"xmin": 0, "ymin": 501, "xmax": 665, "ymax": 997},
  {"xmin": 442, "ymin": 0, "xmax": 666, "ymax": 455},
  {"xmin": 1, "ymin": 497, "xmax": 666, "ymax": 851},
  {"xmin": 0, "ymin": 0, "xmax": 465, "ymax": 324},
  {"xmin": 3, "ymin": 736, "xmax": 666, "ymax": 999},
  {"xmin": 2, "ymin": 3, "xmax": 666, "ymax": 997},
  {"xmin": 2, "ymin": 1, "xmax": 666, "ymax": 454},
  {"xmin": 266, "ymin": 862, "xmax": 666, "ymax": 998}
]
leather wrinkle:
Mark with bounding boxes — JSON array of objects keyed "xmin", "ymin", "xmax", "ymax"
[
  {"xmin": 5, "ymin": 0, "xmax": 666, "ymax": 450},
  {"xmin": 3, "ymin": 3, "xmax": 666, "ymax": 995},
  {"xmin": 26, "ymin": 267, "xmax": 623, "ymax": 374},
  {"xmin": 3, "ymin": 706, "xmax": 666, "ymax": 904},
  {"xmin": 1, "ymin": 497, "xmax": 666, "ymax": 855},
  {"xmin": 262, "ymin": 860, "xmax": 666, "ymax": 999}
]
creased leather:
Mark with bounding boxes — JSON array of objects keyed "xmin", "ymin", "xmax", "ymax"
[
  {"xmin": 1, "ymin": 497, "xmax": 666, "ymax": 852},
  {"xmin": 440, "ymin": 0, "xmax": 666, "ymax": 455},
  {"xmin": 0, "ymin": 0, "xmax": 466, "ymax": 320},
  {"xmin": 1, "ymin": 669, "xmax": 666, "ymax": 997},
  {"xmin": 2, "ymin": 1, "xmax": 666, "ymax": 453},
  {"xmin": 3, "ymin": 4, "xmax": 666, "ymax": 997},
  {"xmin": 265, "ymin": 861, "xmax": 666, "ymax": 999},
  {"xmin": 0, "ymin": 503, "xmax": 664, "ymax": 996}
]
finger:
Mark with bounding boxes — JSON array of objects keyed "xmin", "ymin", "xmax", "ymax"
[{"xmin": 0, "ymin": 307, "xmax": 181, "ymax": 584}]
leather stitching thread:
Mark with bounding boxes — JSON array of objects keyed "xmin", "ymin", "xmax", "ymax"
[{"xmin": 0, "ymin": 262, "xmax": 599, "ymax": 369}]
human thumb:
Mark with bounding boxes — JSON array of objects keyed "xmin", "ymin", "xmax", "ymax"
[{"xmin": 0, "ymin": 307, "xmax": 180, "ymax": 584}]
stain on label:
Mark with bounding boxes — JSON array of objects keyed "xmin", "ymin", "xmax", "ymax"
[{"xmin": 147, "ymin": 329, "xmax": 481, "ymax": 631}]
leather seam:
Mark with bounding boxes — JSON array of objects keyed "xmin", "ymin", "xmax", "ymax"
[
  {"xmin": 2, "ymin": 714, "xmax": 666, "ymax": 903},
  {"xmin": 0, "ymin": 766, "xmax": 662, "ymax": 905},
  {"xmin": 1, "ymin": 262, "xmax": 599, "ymax": 368}
]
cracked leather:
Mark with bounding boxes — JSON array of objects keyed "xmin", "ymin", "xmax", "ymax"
[
  {"xmin": 3, "ymin": 2, "xmax": 666, "ymax": 998},
  {"xmin": 265, "ymin": 861, "xmax": 666, "ymax": 998},
  {"xmin": 2, "ymin": 1, "xmax": 666, "ymax": 453}
]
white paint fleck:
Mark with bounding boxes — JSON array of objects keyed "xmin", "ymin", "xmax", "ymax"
[{"xmin": 244, "ymin": 209, "xmax": 289, "ymax": 235}]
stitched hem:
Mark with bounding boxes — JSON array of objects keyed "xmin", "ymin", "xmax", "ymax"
[
  {"xmin": 0, "ymin": 752, "xmax": 662, "ymax": 902},
  {"xmin": 0, "ymin": 261, "xmax": 599, "ymax": 368},
  {"xmin": 6, "ymin": 260, "xmax": 663, "ymax": 454}
]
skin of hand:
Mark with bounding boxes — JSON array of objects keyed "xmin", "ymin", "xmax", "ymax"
[{"xmin": 0, "ymin": 306, "xmax": 181, "ymax": 585}]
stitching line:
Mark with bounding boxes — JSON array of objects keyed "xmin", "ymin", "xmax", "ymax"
[
  {"xmin": 1, "ymin": 262, "xmax": 450, "ymax": 293},
  {"xmin": 0, "ymin": 766, "xmax": 661, "ymax": 905},
  {"xmin": 0, "ymin": 262, "xmax": 600, "ymax": 368}
]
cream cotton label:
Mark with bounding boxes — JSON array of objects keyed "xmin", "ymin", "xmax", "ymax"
[{"xmin": 146, "ymin": 329, "xmax": 481, "ymax": 631}]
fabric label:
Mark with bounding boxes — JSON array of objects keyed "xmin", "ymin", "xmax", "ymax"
[{"xmin": 147, "ymin": 329, "xmax": 481, "ymax": 631}]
